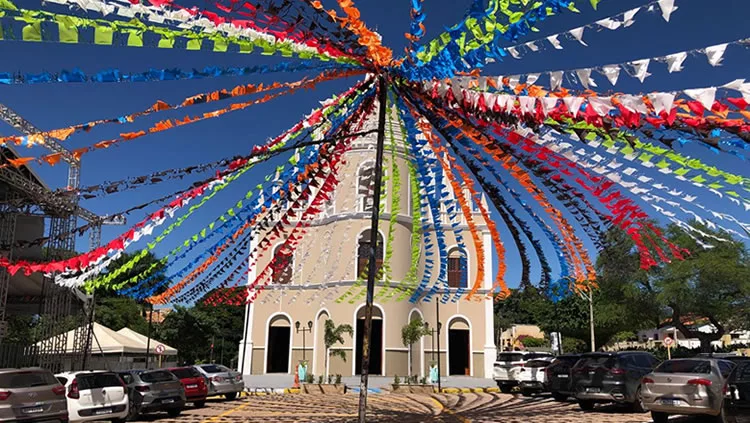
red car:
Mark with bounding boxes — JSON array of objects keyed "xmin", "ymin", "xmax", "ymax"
[{"xmin": 167, "ymin": 367, "xmax": 207, "ymax": 408}]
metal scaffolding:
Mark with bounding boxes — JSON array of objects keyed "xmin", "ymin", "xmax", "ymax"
[{"xmin": 0, "ymin": 103, "xmax": 124, "ymax": 372}]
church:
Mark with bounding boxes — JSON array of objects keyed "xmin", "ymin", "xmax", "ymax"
[{"xmin": 238, "ymin": 107, "xmax": 496, "ymax": 380}]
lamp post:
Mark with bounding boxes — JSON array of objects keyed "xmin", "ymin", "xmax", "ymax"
[
  {"xmin": 296, "ymin": 321, "xmax": 313, "ymax": 362},
  {"xmin": 424, "ymin": 321, "xmax": 442, "ymax": 390}
]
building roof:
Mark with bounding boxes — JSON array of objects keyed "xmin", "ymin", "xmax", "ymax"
[{"xmin": 38, "ymin": 323, "xmax": 177, "ymax": 355}]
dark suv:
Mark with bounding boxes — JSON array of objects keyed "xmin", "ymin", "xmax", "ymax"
[
  {"xmin": 572, "ymin": 351, "xmax": 659, "ymax": 412},
  {"xmin": 726, "ymin": 359, "xmax": 750, "ymax": 423},
  {"xmin": 546, "ymin": 354, "xmax": 582, "ymax": 401}
]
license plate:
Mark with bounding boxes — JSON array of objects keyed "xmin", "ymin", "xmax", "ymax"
[
  {"xmin": 162, "ymin": 398, "xmax": 174, "ymax": 404},
  {"xmin": 585, "ymin": 387, "xmax": 600, "ymax": 393},
  {"xmin": 557, "ymin": 375, "xmax": 568, "ymax": 379},
  {"xmin": 661, "ymin": 399, "xmax": 678, "ymax": 406},
  {"xmin": 95, "ymin": 408, "xmax": 112, "ymax": 415},
  {"xmin": 23, "ymin": 407, "xmax": 44, "ymax": 414},
  {"xmin": 187, "ymin": 384, "xmax": 198, "ymax": 389}
]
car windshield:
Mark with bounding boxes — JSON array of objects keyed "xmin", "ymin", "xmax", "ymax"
[
  {"xmin": 577, "ymin": 355, "xmax": 615, "ymax": 368},
  {"xmin": 526, "ymin": 359, "xmax": 551, "ymax": 368},
  {"xmin": 655, "ymin": 360, "xmax": 711, "ymax": 374},
  {"xmin": 77, "ymin": 373, "xmax": 123, "ymax": 390},
  {"xmin": 496, "ymin": 353, "xmax": 524, "ymax": 363},
  {"xmin": 526, "ymin": 353, "xmax": 552, "ymax": 360},
  {"xmin": 0, "ymin": 371, "xmax": 58, "ymax": 388},
  {"xmin": 140, "ymin": 371, "xmax": 175, "ymax": 383},
  {"xmin": 199, "ymin": 365, "xmax": 225, "ymax": 374},
  {"xmin": 171, "ymin": 368, "xmax": 200, "ymax": 379},
  {"xmin": 732, "ymin": 361, "xmax": 750, "ymax": 382}
]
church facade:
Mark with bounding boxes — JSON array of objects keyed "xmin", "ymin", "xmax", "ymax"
[{"xmin": 238, "ymin": 109, "xmax": 496, "ymax": 380}]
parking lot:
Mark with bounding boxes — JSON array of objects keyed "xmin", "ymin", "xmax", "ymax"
[{"xmin": 128, "ymin": 392, "xmax": 712, "ymax": 423}]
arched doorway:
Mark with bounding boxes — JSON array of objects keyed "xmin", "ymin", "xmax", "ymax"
[
  {"xmin": 313, "ymin": 309, "xmax": 329, "ymax": 376},
  {"xmin": 448, "ymin": 317, "xmax": 471, "ymax": 376},
  {"xmin": 266, "ymin": 314, "xmax": 291, "ymax": 373},
  {"xmin": 408, "ymin": 309, "xmax": 425, "ymax": 379},
  {"xmin": 354, "ymin": 305, "xmax": 384, "ymax": 375}
]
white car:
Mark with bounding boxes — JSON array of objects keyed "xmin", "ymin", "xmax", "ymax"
[
  {"xmin": 517, "ymin": 357, "xmax": 555, "ymax": 396},
  {"xmin": 493, "ymin": 351, "xmax": 553, "ymax": 393},
  {"xmin": 55, "ymin": 371, "xmax": 128, "ymax": 423}
]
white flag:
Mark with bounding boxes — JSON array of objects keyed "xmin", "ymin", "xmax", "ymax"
[
  {"xmin": 569, "ymin": 27, "xmax": 588, "ymax": 46},
  {"xmin": 619, "ymin": 95, "xmax": 648, "ymax": 114},
  {"xmin": 657, "ymin": 0, "xmax": 677, "ymax": 22},
  {"xmin": 596, "ymin": 18, "xmax": 621, "ymax": 30},
  {"xmin": 647, "ymin": 92, "xmax": 676, "ymax": 115},
  {"xmin": 540, "ymin": 97, "xmax": 559, "ymax": 116},
  {"xmin": 526, "ymin": 73, "xmax": 540, "ymax": 85},
  {"xmin": 665, "ymin": 52, "xmax": 687, "ymax": 73},
  {"xmin": 549, "ymin": 71, "xmax": 564, "ymax": 91},
  {"xmin": 507, "ymin": 47, "xmax": 521, "ymax": 59},
  {"xmin": 684, "ymin": 87, "xmax": 717, "ymax": 110},
  {"xmin": 589, "ymin": 97, "xmax": 614, "ymax": 116},
  {"xmin": 704, "ymin": 43, "xmax": 728, "ymax": 67},
  {"xmin": 622, "ymin": 7, "xmax": 640, "ymax": 27},
  {"xmin": 576, "ymin": 68, "xmax": 597, "ymax": 89},
  {"xmin": 525, "ymin": 41, "xmax": 539, "ymax": 52},
  {"xmin": 547, "ymin": 34, "xmax": 563, "ymax": 50},
  {"xmin": 600, "ymin": 65, "xmax": 621, "ymax": 86},
  {"xmin": 563, "ymin": 97, "xmax": 586, "ymax": 117},
  {"xmin": 629, "ymin": 59, "xmax": 651, "ymax": 83}
]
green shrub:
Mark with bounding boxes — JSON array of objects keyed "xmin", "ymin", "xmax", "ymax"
[{"xmin": 394, "ymin": 374, "xmax": 400, "ymax": 385}]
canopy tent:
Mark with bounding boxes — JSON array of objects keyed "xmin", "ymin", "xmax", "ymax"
[
  {"xmin": 116, "ymin": 327, "xmax": 177, "ymax": 356},
  {"xmin": 38, "ymin": 323, "xmax": 177, "ymax": 356}
]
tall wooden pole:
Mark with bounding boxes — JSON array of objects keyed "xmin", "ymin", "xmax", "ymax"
[
  {"xmin": 357, "ymin": 75, "xmax": 388, "ymax": 423},
  {"xmin": 145, "ymin": 303, "xmax": 153, "ymax": 369}
]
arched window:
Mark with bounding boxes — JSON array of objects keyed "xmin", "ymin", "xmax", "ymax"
[
  {"xmin": 357, "ymin": 230, "xmax": 384, "ymax": 278},
  {"xmin": 447, "ymin": 248, "xmax": 467, "ymax": 288},
  {"xmin": 357, "ymin": 162, "xmax": 375, "ymax": 212},
  {"xmin": 272, "ymin": 244, "xmax": 293, "ymax": 285}
]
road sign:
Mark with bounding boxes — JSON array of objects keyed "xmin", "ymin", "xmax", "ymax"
[
  {"xmin": 155, "ymin": 344, "xmax": 165, "ymax": 355},
  {"xmin": 663, "ymin": 337, "xmax": 674, "ymax": 347}
]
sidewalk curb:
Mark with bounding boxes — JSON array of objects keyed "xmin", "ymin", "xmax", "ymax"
[{"xmin": 240, "ymin": 386, "xmax": 499, "ymax": 395}]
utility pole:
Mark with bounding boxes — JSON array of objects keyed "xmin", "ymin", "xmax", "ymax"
[
  {"xmin": 580, "ymin": 289, "xmax": 595, "ymax": 352},
  {"xmin": 436, "ymin": 299, "xmax": 442, "ymax": 392},
  {"xmin": 145, "ymin": 303, "xmax": 153, "ymax": 369},
  {"xmin": 357, "ymin": 75, "xmax": 388, "ymax": 423}
]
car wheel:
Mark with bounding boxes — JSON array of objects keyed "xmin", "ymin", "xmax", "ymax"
[
  {"xmin": 714, "ymin": 405, "xmax": 731, "ymax": 423},
  {"xmin": 521, "ymin": 389, "xmax": 533, "ymax": 397},
  {"xmin": 225, "ymin": 392, "xmax": 238, "ymax": 400},
  {"xmin": 194, "ymin": 400, "xmax": 206, "ymax": 408},
  {"xmin": 578, "ymin": 400, "xmax": 595, "ymax": 411},
  {"xmin": 632, "ymin": 387, "xmax": 646, "ymax": 413},
  {"xmin": 499, "ymin": 385, "xmax": 513, "ymax": 394},
  {"xmin": 651, "ymin": 411, "xmax": 669, "ymax": 423},
  {"xmin": 112, "ymin": 418, "xmax": 126, "ymax": 423},
  {"xmin": 552, "ymin": 393, "xmax": 568, "ymax": 402},
  {"xmin": 167, "ymin": 408, "xmax": 182, "ymax": 417}
]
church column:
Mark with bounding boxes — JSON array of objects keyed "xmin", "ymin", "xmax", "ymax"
[
  {"xmin": 239, "ymin": 229, "xmax": 257, "ymax": 376},
  {"xmin": 482, "ymin": 230, "xmax": 497, "ymax": 379}
]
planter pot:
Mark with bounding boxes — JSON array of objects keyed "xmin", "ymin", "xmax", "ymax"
[
  {"xmin": 302, "ymin": 384, "xmax": 345, "ymax": 394},
  {"xmin": 391, "ymin": 384, "xmax": 435, "ymax": 394}
]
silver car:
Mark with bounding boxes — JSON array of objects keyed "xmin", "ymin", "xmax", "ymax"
[
  {"xmin": 193, "ymin": 364, "xmax": 244, "ymax": 400},
  {"xmin": 0, "ymin": 367, "xmax": 68, "ymax": 422},
  {"xmin": 119, "ymin": 369, "xmax": 185, "ymax": 419},
  {"xmin": 641, "ymin": 358, "xmax": 736, "ymax": 423}
]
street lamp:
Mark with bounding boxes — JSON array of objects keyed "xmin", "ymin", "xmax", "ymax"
[
  {"xmin": 296, "ymin": 320, "xmax": 313, "ymax": 362},
  {"xmin": 424, "ymin": 321, "xmax": 442, "ymax": 392}
]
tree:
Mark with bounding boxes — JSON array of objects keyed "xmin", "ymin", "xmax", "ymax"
[
  {"xmin": 95, "ymin": 297, "xmax": 148, "ymax": 333},
  {"xmin": 156, "ymin": 306, "xmax": 219, "ymax": 365},
  {"xmin": 401, "ymin": 316, "xmax": 430, "ymax": 380},
  {"xmin": 324, "ymin": 319, "xmax": 353, "ymax": 380},
  {"xmin": 596, "ymin": 223, "xmax": 750, "ymax": 353},
  {"xmin": 193, "ymin": 292, "xmax": 245, "ymax": 367}
]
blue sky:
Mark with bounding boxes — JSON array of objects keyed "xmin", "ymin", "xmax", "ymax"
[{"xmin": 1, "ymin": 0, "xmax": 749, "ymax": 297}]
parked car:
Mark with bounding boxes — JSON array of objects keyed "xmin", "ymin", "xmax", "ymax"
[
  {"xmin": 193, "ymin": 364, "xmax": 244, "ymax": 400},
  {"xmin": 55, "ymin": 371, "xmax": 128, "ymax": 423},
  {"xmin": 572, "ymin": 351, "xmax": 659, "ymax": 412},
  {"xmin": 493, "ymin": 351, "xmax": 553, "ymax": 393},
  {"xmin": 0, "ymin": 367, "xmax": 68, "ymax": 422},
  {"xmin": 726, "ymin": 359, "xmax": 750, "ymax": 423},
  {"xmin": 118, "ymin": 369, "xmax": 185, "ymax": 419},
  {"xmin": 641, "ymin": 358, "xmax": 736, "ymax": 423},
  {"xmin": 518, "ymin": 357, "xmax": 555, "ymax": 397},
  {"xmin": 546, "ymin": 354, "xmax": 582, "ymax": 401},
  {"xmin": 168, "ymin": 367, "xmax": 207, "ymax": 408}
]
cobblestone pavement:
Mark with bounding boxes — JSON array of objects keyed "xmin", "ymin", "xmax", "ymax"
[{"xmin": 130, "ymin": 393, "xmax": 709, "ymax": 423}]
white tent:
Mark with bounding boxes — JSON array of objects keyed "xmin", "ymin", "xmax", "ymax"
[
  {"xmin": 116, "ymin": 327, "xmax": 177, "ymax": 356},
  {"xmin": 38, "ymin": 323, "xmax": 177, "ymax": 356}
]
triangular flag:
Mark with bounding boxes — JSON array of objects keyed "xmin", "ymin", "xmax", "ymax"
[
  {"xmin": 549, "ymin": 71, "xmax": 564, "ymax": 91},
  {"xmin": 622, "ymin": 7, "xmax": 640, "ymax": 27},
  {"xmin": 526, "ymin": 73, "xmax": 540, "ymax": 85},
  {"xmin": 619, "ymin": 94, "xmax": 648, "ymax": 114},
  {"xmin": 563, "ymin": 97, "xmax": 586, "ymax": 117},
  {"xmin": 507, "ymin": 47, "xmax": 521, "ymax": 59},
  {"xmin": 547, "ymin": 34, "xmax": 563, "ymax": 50},
  {"xmin": 525, "ymin": 41, "xmax": 539, "ymax": 52},
  {"xmin": 704, "ymin": 43, "xmax": 728, "ymax": 67},
  {"xmin": 629, "ymin": 59, "xmax": 651, "ymax": 83},
  {"xmin": 596, "ymin": 18, "xmax": 621, "ymax": 30},
  {"xmin": 540, "ymin": 97, "xmax": 559, "ymax": 116},
  {"xmin": 684, "ymin": 87, "xmax": 717, "ymax": 110},
  {"xmin": 657, "ymin": 0, "xmax": 677, "ymax": 22},
  {"xmin": 665, "ymin": 52, "xmax": 687, "ymax": 73},
  {"xmin": 600, "ymin": 65, "xmax": 621, "ymax": 86},
  {"xmin": 569, "ymin": 27, "xmax": 588, "ymax": 46},
  {"xmin": 575, "ymin": 68, "xmax": 597, "ymax": 89},
  {"xmin": 589, "ymin": 97, "xmax": 614, "ymax": 116}
]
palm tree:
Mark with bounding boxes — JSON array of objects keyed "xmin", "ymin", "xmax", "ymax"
[
  {"xmin": 401, "ymin": 316, "xmax": 430, "ymax": 381},
  {"xmin": 324, "ymin": 319, "xmax": 353, "ymax": 380}
]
